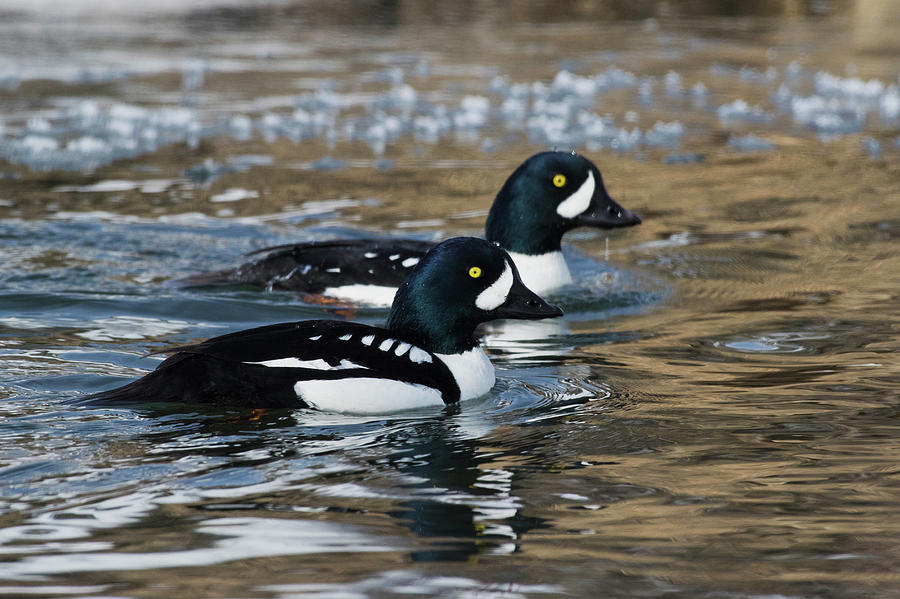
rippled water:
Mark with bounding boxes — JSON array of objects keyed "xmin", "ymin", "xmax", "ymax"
[{"xmin": 2, "ymin": 2, "xmax": 900, "ymax": 598}]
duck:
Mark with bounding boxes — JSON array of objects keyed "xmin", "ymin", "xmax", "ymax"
[
  {"xmin": 178, "ymin": 151, "xmax": 641, "ymax": 305},
  {"xmin": 80, "ymin": 237, "xmax": 563, "ymax": 414}
]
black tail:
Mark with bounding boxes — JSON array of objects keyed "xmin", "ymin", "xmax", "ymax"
[
  {"xmin": 74, "ymin": 354, "xmax": 191, "ymax": 406},
  {"xmin": 76, "ymin": 353, "xmax": 304, "ymax": 409},
  {"xmin": 76, "ymin": 378, "xmax": 160, "ymax": 406},
  {"xmin": 169, "ymin": 268, "xmax": 245, "ymax": 289}
]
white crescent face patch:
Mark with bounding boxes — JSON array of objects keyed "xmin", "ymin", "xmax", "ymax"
[
  {"xmin": 475, "ymin": 260, "xmax": 513, "ymax": 311},
  {"xmin": 555, "ymin": 170, "xmax": 595, "ymax": 219}
]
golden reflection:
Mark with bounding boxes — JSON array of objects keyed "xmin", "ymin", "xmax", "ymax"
[{"xmin": 853, "ymin": 0, "xmax": 900, "ymax": 51}]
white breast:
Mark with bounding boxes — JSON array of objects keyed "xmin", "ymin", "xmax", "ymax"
[
  {"xmin": 505, "ymin": 250, "xmax": 572, "ymax": 294},
  {"xmin": 435, "ymin": 346, "xmax": 496, "ymax": 401}
]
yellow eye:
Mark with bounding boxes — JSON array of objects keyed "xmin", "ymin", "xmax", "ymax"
[
  {"xmin": 468, "ymin": 266, "xmax": 482, "ymax": 279},
  {"xmin": 552, "ymin": 174, "xmax": 567, "ymax": 187}
]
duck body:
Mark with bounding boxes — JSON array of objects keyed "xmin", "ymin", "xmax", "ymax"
[
  {"xmin": 182, "ymin": 238, "xmax": 433, "ymax": 305},
  {"xmin": 82, "ymin": 237, "xmax": 562, "ymax": 413},
  {"xmin": 83, "ymin": 320, "xmax": 469, "ymax": 412},
  {"xmin": 178, "ymin": 152, "xmax": 641, "ymax": 303}
]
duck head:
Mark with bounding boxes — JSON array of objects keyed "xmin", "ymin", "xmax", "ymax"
[
  {"xmin": 485, "ymin": 151, "xmax": 641, "ymax": 255},
  {"xmin": 386, "ymin": 237, "xmax": 563, "ymax": 354}
]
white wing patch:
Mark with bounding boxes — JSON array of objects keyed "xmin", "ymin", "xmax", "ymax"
[
  {"xmin": 556, "ymin": 170, "xmax": 595, "ymax": 218},
  {"xmin": 475, "ymin": 261, "xmax": 513, "ymax": 311},
  {"xmin": 339, "ymin": 334, "xmax": 352, "ymax": 341},
  {"xmin": 361, "ymin": 334, "xmax": 375, "ymax": 346},
  {"xmin": 245, "ymin": 357, "xmax": 365, "ymax": 370},
  {"xmin": 401, "ymin": 257, "xmax": 420, "ymax": 268},
  {"xmin": 409, "ymin": 347, "xmax": 433, "ymax": 364},
  {"xmin": 295, "ymin": 378, "xmax": 444, "ymax": 414},
  {"xmin": 321, "ymin": 284, "xmax": 398, "ymax": 308},
  {"xmin": 378, "ymin": 339, "xmax": 394, "ymax": 351},
  {"xmin": 245, "ymin": 358, "xmax": 328, "ymax": 369},
  {"xmin": 394, "ymin": 342, "xmax": 411, "ymax": 356}
]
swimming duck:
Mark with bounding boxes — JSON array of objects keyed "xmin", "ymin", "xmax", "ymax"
[
  {"xmin": 179, "ymin": 151, "xmax": 641, "ymax": 304},
  {"xmin": 81, "ymin": 237, "xmax": 562, "ymax": 413}
]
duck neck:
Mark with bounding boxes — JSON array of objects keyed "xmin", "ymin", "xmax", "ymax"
[
  {"xmin": 386, "ymin": 285, "xmax": 480, "ymax": 355},
  {"xmin": 485, "ymin": 211, "xmax": 565, "ymax": 255}
]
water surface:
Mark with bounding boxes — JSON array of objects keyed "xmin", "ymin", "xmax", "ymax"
[{"xmin": 1, "ymin": 2, "xmax": 900, "ymax": 598}]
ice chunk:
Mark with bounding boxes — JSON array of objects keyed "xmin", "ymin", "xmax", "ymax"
[
  {"xmin": 739, "ymin": 65, "xmax": 777, "ymax": 83},
  {"xmin": 664, "ymin": 71, "xmax": 683, "ymax": 97},
  {"xmin": 729, "ymin": 134, "xmax": 774, "ymax": 152},
  {"xmin": 65, "ymin": 136, "xmax": 108, "ymax": 154},
  {"xmin": 375, "ymin": 67, "xmax": 404, "ymax": 85},
  {"xmin": 185, "ymin": 158, "xmax": 233, "ymax": 184},
  {"xmin": 880, "ymin": 86, "xmax": 900, "ymax": 121},
  {"xmin": 710, "ymin": 63, "xmax": 735, "ymax": 76},
  {"xmin": 553, "ymin": 71, "xmax": 596, "ymax": 96},
  {"xmin": 594, "ymin": 66, "xmax": 637, "ymax": 91},
  {"xmin": 228, "ymin": 114, "xmax": 253, "ymax": 140},
  {"xmin": 638, "ymin": 77, "xmax": 654, "ymax": 106},
  {"xmin": 210, "ymin": 188, "xmax": 260, "ymax": 203},
  {"xmin": 771, "ymin": 83, "xmax": 793, "ymax": 110},
  {"xmin": 577, "ymin": 112, "xmax": 642, "ymax": 152},
  {"xmin": 414, "ymin": 59, "xmax": 430, "ymax": 78},
  {"xmin": 500, "ymin": 96, "xmax": 527, "ymax": 122},
  {"xmin": 861, "ymin": 137, "xmax": 881, "ymax": 160},
  {"xmin": 310, "ymin": 156, "xmax": 346, "ymax": 171},
  {"xmin": 786, "ymin": 61, "xmax": 806, "ymax": 79},
  {"xmin": 691, "ymin": 82, "xmax": 708, "ymax": 107},
  {"xmin": 54, "ymin": 180, "xmax": 138, "ymax": 193},
  {"xmin": 181, "ymin": 58, "xmax": 207, "ymax": 90},
  {"xmin": 70, "ymin": 99, "xmax": 102, "ymax": 126},
  {"xmin": 480, "ymin": 137, "xmax": 497, "ymax": 153},
  {"xmin": 454, "ymin": 96, "xmax": 490, "ymax": 130},
  {"xmin": 789, "ymin": 95, "xmax": 864, "ymax": 135},
  {"xmin": 26, "ymin": 117, "xmax": 53, "ymax": 134},
  {"xmin": 644, "ymin": 120, "xmax": 684, "ymax": 148},
  {"xmin": 228, "ymin": 154, "xmax": 274, "ymax": 170},
  {"xmin": 0, "ymin": 66, "xmax": 20, "ymax": 90},
  {"xmin": 717, "ymin": 99, "xmax": 774, "ymax": 124},
  {"xmin": 814, "ymin": 71, "xmax": 884, "ymax": 100},
  {"xmin": 21, "ymin": 135, "xmax": 59, "ymax": 152},
  {"xmin": 392, "ymin": 84, "xmax": 417, "ymax": 110},
  {"xmin": 489, "ymin": 75, "xmax": 510, "ymax": 95}
]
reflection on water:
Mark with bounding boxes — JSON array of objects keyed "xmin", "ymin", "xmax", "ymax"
[
  {"xmin": 1, "ymin": 1, "xmax": 900, "ymax": 598},
  {"xmin": 6, "ymin": 517, "xmax": 395, "ymax": 577}
]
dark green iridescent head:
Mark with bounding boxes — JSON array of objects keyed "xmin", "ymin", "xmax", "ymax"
[
  {"xmin": 485, "ymin": 151, "xmax": 641, "ymax": 255},
  {"xmin": 386, "ymin": 237, "xmax": 562, "ymax": 354}
]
